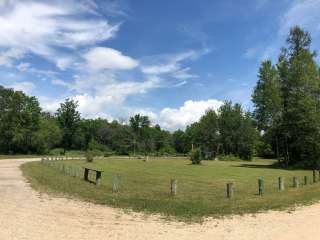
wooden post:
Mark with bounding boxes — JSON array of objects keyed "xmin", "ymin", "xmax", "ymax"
[
  {"xmin": 304, "ymin": 176, "xmax": 309, "ymax": 185},
  {"xmin": 278, "ymin": 177, "xmax": 284, "ymax": 191},
  {"xmin": 171, "ymin": 179, "xmax": 177, "ymax": 196},
  {"xmin": 226, "ymin": 182, "xmax": 234, "ymax": 198},
  {"xmin": 84, "ymin": 168, "xmax": 89, "ymax": 181},
  {"xmin": 96, "ymin": 171, "xmax": 102, "ymax": 186},
  {"xmin": 258, "ymin": 177, "xmax": 264, "ymax": 196},
  {"xmin": 293, "ymin": 177, "xmax": 299, "ymax": 188},
  {"xmin": 112, "ymin": 175, "xmax": 120, "ymax": 193},
  {"xmin": 313, "ymin": 170, "xmax": 317, "ymax": 183}
]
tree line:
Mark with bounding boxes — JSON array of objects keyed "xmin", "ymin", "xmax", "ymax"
[
  {"xmin": 0, "ymin": 86, "xmax": 256, "ymax": 159},
  {"xmin": 1, "ymin": 26, "xmax": 319, "ymax": 168}
]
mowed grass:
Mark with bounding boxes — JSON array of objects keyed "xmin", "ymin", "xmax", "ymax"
[{"xmin": 22, "ymin": 157, "xmax": 320, "ymax": 221}]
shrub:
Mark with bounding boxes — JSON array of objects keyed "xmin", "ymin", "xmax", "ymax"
[
  {"xmin": 85, "ymin": 151, "xmax": 94, "ymax": 163},
  {"xmin": 189, "ymin": 148, "xmax": 202, "ymax": 165},
  {"xmin": 256, "ymin": 142, "xmax": 275, "ymax": 159}
]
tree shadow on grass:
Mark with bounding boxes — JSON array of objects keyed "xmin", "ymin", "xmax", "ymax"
[{"xmin": 234, "ymin": 162, "xmax": 283, "ymax": 170}]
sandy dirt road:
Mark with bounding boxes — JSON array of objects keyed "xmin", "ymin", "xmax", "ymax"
[{"xmin": 0, "ymin": 158, "xmax": 320, "ymax": 240}]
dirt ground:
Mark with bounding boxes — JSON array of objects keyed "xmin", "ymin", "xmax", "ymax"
[{"xmin": 0, "ymin": 158, "xmax": 320, "ymax": 240}]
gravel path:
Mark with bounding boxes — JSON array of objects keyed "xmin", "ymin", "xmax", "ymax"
[{"xmin": 0, "ymin": 158, "xmax": 319, "ymax": 240}]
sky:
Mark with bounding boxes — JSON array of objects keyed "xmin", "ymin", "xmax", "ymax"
[{"xmin": 1, "ymin": 0, "xmax": 320, "ymax": 131}]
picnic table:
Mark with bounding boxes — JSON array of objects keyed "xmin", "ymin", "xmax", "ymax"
[{"xmin": 83, "ymin": 167, "xmax": 103, "ymax": 185}]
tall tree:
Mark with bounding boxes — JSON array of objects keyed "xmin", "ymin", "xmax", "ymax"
[
  {"xmin": 197, "ymin": 109, "xmax": 220, "ymax": 159},
  {"xmin": 218, "ymin": 102, "xmax": 257, "ymax": 160},
  {"xmin": 33, "ymin": 115, "xmax": 62, "ymax": 153},
  {"xmin": 129, "ymin": 114, "xmax": 151, "ymax": 153},
  {"xmin": 0, "ymin": 86, "xmax": 41, "ymax": 153},
  {"xmin": 172, "ymin": 129, "xmax": 189, "ymax": 154},
  {"xmin": 277, "ymin": 26, "xmax": 320, "ymax": 167},
  {"xmin": 56, "ymin": 99, "xmax": 81, "ymax": 151},
  {"xmin": 252, "ymin": 60, "xmax": 282, "ymax": 159},
  {"xmin": 252, "ymin": 60, "xmax": 282, "ymax": 131}
]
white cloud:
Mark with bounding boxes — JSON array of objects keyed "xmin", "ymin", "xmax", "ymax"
[
  {"xmin": 67, "ymin": 78, "xmax": 159, "ymax": 119},
  {"xmin": 7, "ymin": 81, "xmax": 35, "ymax": 94},
  {"xmin": 55, "ymin": 57, "xmax": 74, "ymax": 71},
  {"xmin": 48, "ymin": 73, "xmax": 161, "ymax": 118},
  {"xmin": 0, "ymin": 48, "xmax": 25, "ymax": 66},
  {"xmin": 279, "ymin": 0, "xmax": 320, "ymax": 37},
  {"xmin": 51, "ymin": 79, "xmax": 72, "ymax": 88},
  {"xmin": 257, "ymin": 0, "xmax": 320, "ymax": 61},
  {"xmin": 158, "ymin": 99, "xmax": 223, "ymax": 130},
  {"xmin": 39, "ymin": 96, "xmax": 62, "ymax": 113},
  {"xmin": 172, "ymin": 67, "xmax": 199, "ymax": 80},
  {"xmin": 83, "ymin": 47, "xmax": 139, "ymax": 71},
  {"xmin": 141, "ymin": 49, "xmax": 209, "ymax": 79},
  {"xmin": 0, "ymin": 1, "xmax": 119, "ymax": 67},
  {"xmin": 16, "ymin": 62, "xmax": 30, "ymax": 72}
]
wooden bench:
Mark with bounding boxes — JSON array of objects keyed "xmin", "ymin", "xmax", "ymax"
[{"xmin": 83, "ymin": 168, "xmax": 103, "ymax": 185}]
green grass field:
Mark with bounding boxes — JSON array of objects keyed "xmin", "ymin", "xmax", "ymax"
[{"xmin": 21, "ymin": 157, "xmax": 320, "ymax": 221}]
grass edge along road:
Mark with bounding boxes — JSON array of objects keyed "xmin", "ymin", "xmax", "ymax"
[{"xmin": 21, "ymin": 157, "xmax": 320, "ymax": 222}]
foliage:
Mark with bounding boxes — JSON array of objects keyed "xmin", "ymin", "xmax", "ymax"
[
  {"xmin": 252, "ymin": 26, "xmax": 320, "ymax": 168},
  {"xmin": 0, "ymin": 86, "xmax": 42, "ymax": 154},
  {"xmin": 218, "ymin": 102, "xmax": 258, "ymax": 160},
  {"xmin": 32, "ymin": 115, "xmax": 63, "ymax": 153},
  {"xmin": 190, "ymin": 148, "xmax": 202, "ymax": 164},
  {"xmin": 85, "ymin": 151, "xmax": 94, "ymax": 163},
  {"xmin": 56, "ymin": 99, "xmax": 81, "ymax": 151},
  {"xmin": 172, "ymin": 130, "xmax": 189, "ymax": 154}
]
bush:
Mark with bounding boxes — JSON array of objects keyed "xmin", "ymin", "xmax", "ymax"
[
  {"xmin": 256, "ymin": 142, "xmax": 275, "ymax": 159},
  {"xmin": 85, "ymin": 151, "xmax": 94, "ymax": 163},
  {"xmin": 158, "ymin": 146, "xmax": 176, "ymax": 156},
  {"xmin": 189, "ymin": 148, "xmax": 202, "ymax": 165}
]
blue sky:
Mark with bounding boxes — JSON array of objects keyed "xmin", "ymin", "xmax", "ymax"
[{"xmin": 0, "ymin": 0, "xmax": 320, "ymax": 130}]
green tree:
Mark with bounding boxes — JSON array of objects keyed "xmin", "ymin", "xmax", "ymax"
[
  {"xmin": 277, "ymin": 26, "xmax": 320, "ymax": 167},
  {"xmin": 252, "ymin": 60, "xmax": 282, "ymax": 159},
  {"xmin": 172, "ymin": 129, "xmax": 189, "ymax": 154},
  {"xmin": 56, "ymin": 99, "xmax": 81, "ymax": 152},
  {"xmin": 0, "ymin": 86, "xmax": 41, "ymax": 153},
  {"xmin": 33, "ymin": 115, "xmax": 63, "ymax": 153},
  {"xmin": 252, "ymin": 60, "xmax": 282, "ymax": 131},
  {"xmin": 197, "ymin": 109, "xmax": 220, "ymax": 159},
  {"xmin": 129, "ymin": 114, "xmax": 151, "ymax": 153},
  {"xmin": 218, "ymin": 102, "xmax": 257, "ymax": 160}
]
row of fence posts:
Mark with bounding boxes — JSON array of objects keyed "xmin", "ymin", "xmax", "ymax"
[
  {"xmin": 41, "ymin": 156, "xmax": 85, "ymax": 161},
  {"xmin": 224, "ymin": 170, "xmax": 320, "ymax": 199},
  {"xmin": 41, "ymin": 157, "xmax": 123, "ymax": 192},
  {"xmin": 42, "ymin": 157, "xmax": 320, "ymax": 197},
  {"xmin": 41, "ymin": 157, "xmax": 83, "ymax": 178},
  {"xmin": 171, "ymin": 170, "xmax": 320, "ymax": 198}
]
